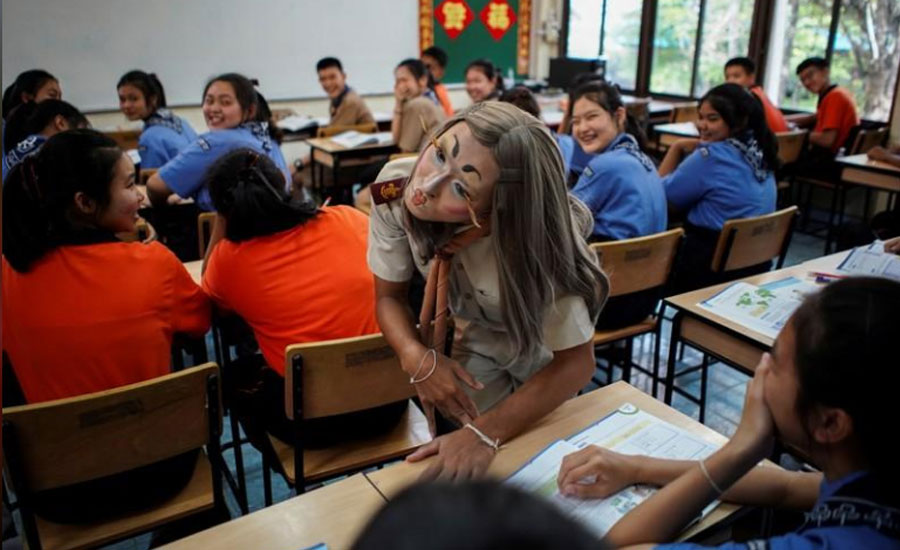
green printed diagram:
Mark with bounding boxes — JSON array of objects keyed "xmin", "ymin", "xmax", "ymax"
[{"xmin": 736, "ymin": 288, "xmax": 776, "ymax": 313}]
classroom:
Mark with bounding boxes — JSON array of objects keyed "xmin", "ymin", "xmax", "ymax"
[{"xmin": 2, "ymin": 0, "xmax": 899, "ymax": 548}]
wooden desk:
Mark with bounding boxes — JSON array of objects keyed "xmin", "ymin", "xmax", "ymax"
[
  {"xmin": 653, "ymin": 121, "xmax": 699, "ymax": 147},
  {"xmin": 365, "ymin": 381, "xmax": 744, "ymax": 542},
  {"xmin": 184, "ymin": 260, "xmax": 202, "ymax": 285},
  {"xmin": 835, "ymin": 154, "xmax": 900, "ymax": 193},
  {"xmin": 158, "ymin": 474, "xmax": 385, "ymax": 550},
  {"xmin": 663, "ymin": 252, "xmax": 847, "ymax": 406},
  {"xmin": 305, "ymin": 137, "xmax": 397, "ymax": 190}
]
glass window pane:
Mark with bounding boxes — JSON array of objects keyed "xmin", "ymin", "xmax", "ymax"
[
  {"xmin": 768, "ymin": 0, "xmax": 833, "ymax": 112},
  {"xmin": 567, "ymin": 0, "xmax": 603, "ymax": 59},
  {"xmin": 693, "ymin": 0, "xmax": 755, "ymax": 96},
  {"xmin": 650, "ymin": 0, "xmax": 702, "ymax": 96},
  {"xmin": 830, "ymin": 0, "xmax": 900, "ymax": 121},
  {"xmin": 603, "ymin": 0, "xmax": 642, "ymax": 90}
]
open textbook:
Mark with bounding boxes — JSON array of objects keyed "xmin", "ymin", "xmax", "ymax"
[
  {"xmin": 276, "ymin": 115, "xmax": 329, "ymax": 133},
  {"xmin": 836, "ymin": 241, "xmax": 900, "ymax": 282},
  {"xmin": 507, "ymin": 403, "xmax": 720, "ymax": 537},
  {"xmin": 697, "ymin": 277, "xmax": 819, "ymax": 340},
  {"xmin": 329, "ymin": 130, "xmax": 392, "ymax": 148}
]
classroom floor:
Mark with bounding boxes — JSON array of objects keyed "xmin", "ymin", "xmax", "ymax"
[{"xmin": 0, "ymin": 232, "xmax": 827, "ymax": 550}]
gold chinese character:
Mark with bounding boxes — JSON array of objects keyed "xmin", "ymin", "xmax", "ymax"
[
  {"xmin": 443, "ymin": 2, "xmax": 467, "ymax": 30},
  {"xmin": 487, "ymin": 3, "xmax": 511, "ymax": 30}
]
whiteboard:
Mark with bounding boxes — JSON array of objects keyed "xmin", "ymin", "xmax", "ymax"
[{"xmin": 1, "ymin": 0, "xmax": 418, "ymax": 111}]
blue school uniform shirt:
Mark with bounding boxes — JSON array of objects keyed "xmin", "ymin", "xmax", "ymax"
[
  {"xmin": 158, "ymin": 121, "xmax": 289, "ymax": 211},
  {"xmin": 662, "ymin": 136, "xmax": 776, "ymax": 231},
  {"xmin": 570, "ymin": 132, "xmax": 667, "ymax": 241},
  {"xmin": 556, "ymin": 133, "xmax": 594, "ymax": 179},
  {"xmin": 138, "ymin": 109, "xmax": 198, "ymax": 169},
  {"xmin": 2, "ymin": 134, "xmax": 47, "ymax": 183},
  {"xmin": 655, "ymin": 472, "xmax": 898, "ymax": 550}
]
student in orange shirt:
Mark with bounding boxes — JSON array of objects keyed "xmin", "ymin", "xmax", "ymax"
[
  {"xmin": 201, "ymin": 148, "xmax": 406, "ymax": 451},
  {"xmin": 794, "ymin": 57, "xmax": 860, "ymax": 154},
  {"xmin": 723, "ymin": 57, "xmax": 788, "ymax": 133},
  {"xmin": 422, "ymin": 46, "xmax": 454, "ymax": 117},
  {"xmin": 2, "ymin": 129, "xmax": 211, "ymax": 523}
]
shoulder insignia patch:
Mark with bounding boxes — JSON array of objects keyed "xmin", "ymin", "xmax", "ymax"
[{"xmin": 371, "ymin": 176, "xmax": 407, "ymax": 205}]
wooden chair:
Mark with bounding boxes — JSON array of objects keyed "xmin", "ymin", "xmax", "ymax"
[
  {"xmin": 197, "ymin": 212, "xmax": 217, "ymax": 259},
  {"xmin": 104, "ymin": 129, "xmax": 141, "ymax": 151},
  {"xmin": 2, "ymin": 364, "xmax": 228, "ymax": 550},
  {"xmin": 670, "ymin": 207, "xmax": 798, "ymax": 422},
  {"xmin": 775, "ymin": 130, "xmax": 809, "ymax": 207},
  {"xmin": 669, "ymin": 102, "xmax": 699, "ymax": 123},
  {"xmin": 115, "ymin": 217, "xmax": 156, "ymax": 243},
  {"xmin": 590, "ymin": 229, "xmax": 683, "ymax": 397},
  {"xmin": 262, "ymin": 333, "xmax": 430, "ymax": 501}
]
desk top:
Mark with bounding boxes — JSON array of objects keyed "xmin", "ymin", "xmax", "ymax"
[
  {"xmin": 158, "ymin": 474, "xmax": 385, "ymax": 550},
  {"xmin": 664, "ymin": 252, "xmax": 847, "ymax": 347},
  {"xmin": 305, "ymin": 136, "xmax": 397, "ymax": 154},
  {"xmin": 834, "ymin": 154, "xmax": 900, "ymax": 174},
  {"xmin": 654, "ymin": 121, "xmax": 699, "ymax": 137},
  {"xmin": 365, "ymin": 381, "xmax": 740, "ymax": 541},
  {"xmin": 184, "ymin": 260, "xmax": 202, "ymax": 285}
]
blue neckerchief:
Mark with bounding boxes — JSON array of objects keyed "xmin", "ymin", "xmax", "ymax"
[
  {"xmin": 5, "ymin": 134, "xmax": 47, "ymax": 169},
  {"xmin": 144, "ymin": 108, "xmax": 185, "ymax": 134},
  {"xmin": 424, "ymin": 89, "xmax": 441, "ymax": 107},
  {"xmin": 606, "ymin": 132, "xmax": 655, "ymax": 172},
  {"xmin": 727, "ymin": 130, "xmax": 770, "ymax": 182},
  {"xmin": 240, "ymin": 121, "xmax": 274, "ymax": 153}
]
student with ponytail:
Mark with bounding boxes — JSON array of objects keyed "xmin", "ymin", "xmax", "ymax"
[
  {"xmin": 2, "ymin": 129, "xmax": 210, "ymax": 522},
  {"xmin": 146, "ymin": 72, "xmax": 289, "ymax": 211},
  {"xmin": 559, "ymin": 277, "xmax": 900, "ymax": 550},
  {"xmin": 2, "ymin": 99, "xmax": 88, "ymax": 181},
  {"xmin": 2, "ymin": 69, "xmax": 61, "ymax": 120},
  {"xmin": 660, "ymin": 83, "xmax": 777, "ymax": 293},
  {"xmin": 117, "ymin": 70, "xmax": 198, "ymax": 168}
]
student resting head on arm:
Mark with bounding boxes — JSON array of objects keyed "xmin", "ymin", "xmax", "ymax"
[
  {"xmin": 2, "ymin": 99, "xmax": 87, "ymax": 181},
  {"xmin": 2, "ymin": 129, "xmax": 210, "ymax": 523},
  {"xmin": 724, "ymin": 56, "xmax": 788, "ymax": 133},
  {"xmin": 368, "ymin": 101, "xmax": 609, "ymax": 480},
  {"xmin": 146, "ymin": 72, "xmax": 289, "ymax": 211},
  {"xmin": 464, "ymin": 59, "xmax": 503, "ymax": 104},
  {"xmin": 659, "ymin": 82, "xmax": 779, "ymax": 293},
  {"xmin": 117, "ymin": 70, "xmax": 198, "ymax": 169},
  {"xmin": 559, "ymin": 277, "xmax": 900, "ymax": 550},
  {"xmin": 392, "ymin": 58, "xmax": 446, "ymax": 153}
]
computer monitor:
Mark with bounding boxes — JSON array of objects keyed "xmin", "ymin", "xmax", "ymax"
[{"xmin": 548, "ymin": 57, "xmax": 606, "ymax": 91}]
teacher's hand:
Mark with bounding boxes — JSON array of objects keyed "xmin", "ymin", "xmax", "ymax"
[
  {"xmin": 407, "ymin": 425, "xmax": 496, "ymax": 481},
  {"xmin": 407, "ymin": 350, "xmax": 483, "ymax": 434}
]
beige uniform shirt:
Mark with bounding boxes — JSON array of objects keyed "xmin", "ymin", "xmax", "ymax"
[
  {"xmin": 367, "ymin": 158, "xmax": 594, "ymax": 413},
  {"xmin": 397, "ymin": 96, "xmax": 445, "ymax": 153},
  {"xmin": 330, "ymin": 89, "xmax": 375, "ymax": 127}
]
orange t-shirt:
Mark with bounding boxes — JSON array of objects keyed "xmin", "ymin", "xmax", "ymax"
[
  {"xmin": 750, "ymin": 85, "xmax": 788, "ymax": 133},
  {"xmin": 815, "ymin": 86, "xmax": 860, "ymax": 153},
  {"xmin": 2, "ymin": 240, "xmax": 210, "ymax": 403},
  {"xmin": 202, "ymin": 206, "xmax": 380, "ymax": 376},
  {"xmin": 434, "ymin": 83, "xmax": 454, "ymax": 117}
]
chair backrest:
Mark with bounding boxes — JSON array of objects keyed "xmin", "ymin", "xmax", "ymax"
[
  {"xmin": 711, "ymin": 206, "xmax": 799, "ymax": 273},
  {"xmin": 2, "ymin": 363, "xmax": 220, "ymax": 493},
  {"xmin": 590, "ymin": 229, "xmax": 684, "ymax": 298},
  {"xmin": 389, "ymin": 152, "xmax": 418, "ymax": 162},
  {"xmin": 197, "ymin": 212, "xmax": 217, "ymax": 258},
  {"xmin": 117, "ymin": 217, "xmax": 155, "ymax": 243},
  {"xmin": 316, "ymin": 122, "xmax": 378, "ymax": 138},
  {"xmin": 139, "ymin": 168, "xmax": 158, "ymax": 186},
  {"xmin": 104, "ymin": 129, "xmax": 142, "ymax": 151},
  {"xmin": 849, "ymin": 126, "xmax": 888, "ymax": 155},
  {"xmin": 775, "ymin": 130, "xmax": 808, "ymax": 165},
  {"xmin": 669, "ymin": 103, "xmax": 698, "ymax": 123},
  {"xmin": 285, "ymin": 334, "xmax": 416, "ymax": 420}
]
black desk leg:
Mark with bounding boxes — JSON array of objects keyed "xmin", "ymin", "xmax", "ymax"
[{"xmin": 664, "ymin": 311, "xmax": 684, "ymax": 405}]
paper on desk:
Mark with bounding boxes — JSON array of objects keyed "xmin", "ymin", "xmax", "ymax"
[
  {"xmin": 698, "ymin": 277, "xmax": 819, "ymax": 340},
  {"xmin": 507, "ymin": 404, "xmax": 720, "ymax": 537},
  {"xmin": 277, "ymin": 115, "xmax": 328, "ymax": 132},
  {"xmin": 836, "ymin": 243, "xmax": 900, "ymax": 282},
  {"xmin": 330, "ymin": 130, "xmax": 392, "ymax": 148}
]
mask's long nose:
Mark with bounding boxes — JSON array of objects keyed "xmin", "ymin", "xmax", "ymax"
[{"xmin": 421, "ymin": 166, "xmax": 452, "ymax": 197}]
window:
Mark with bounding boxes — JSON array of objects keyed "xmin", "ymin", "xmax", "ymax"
[
  {"xmin": 565, "ymin": 0, "xmax": 642, "ymax": 90},
  {"xmin": 693, "ymin": 0, "xmax": 755, "ymax": 96},
  {"xmin": 649, "ymin": 0, "xmax": 701, "ymax": 96}
]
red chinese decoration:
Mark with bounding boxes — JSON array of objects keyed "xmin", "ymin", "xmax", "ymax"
[
  {"xmin": 435, "ymin": 0, "xmax": 474, "ymax": 40},
  {"xmin": 517, "ymin": 0, "xmax": 531, "ymax": 73},
  {"xmin": 479, "ymin": 0, "xmax": 517, "ymax": 42},
  {"xmin": 419, "ymin": 0, "xmax": 435, "ymax": 51}
]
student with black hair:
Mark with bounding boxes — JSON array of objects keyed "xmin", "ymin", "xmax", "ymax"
[
  {"xmin": 117, "ymin": 70, "xmax": 198, "ymax": 169},
  {"xmin": 560, "ymin": 277, "xmax": 900, "ymax": 550},
  {"xmin": 660, "ymin": 82, "xmax": 778, "ymax": 293},
  {"xmin": 465, "ymin": 59, "xmax": 503, "ymax": 104},
  {"xmin": 393, "ymin": 58, "xmax": 445, "ymax": 153},
  {"xmin": 499, "ymin": 86, "xmax": 541, "ymax": 119},
  {"xmin": 352, "ymin": 481, "xmax": 609, "ymax": 550},
  {"xmin": 2, "ymin": 100, "xmax": 88, "ymax": 182},
  {"xmin": 2, "ymin": 129, "xmax": 210, "ymax": 522},
  {"xmin": 146, "ymin": 72, "xmax": 289, "ymax": 211},
  {"xmin": 201, "ymin": 148, "xmax": 405, "ymax": 449},
  {"xmin": 316, "ymin": 57, "xmax": 375, "ymax": 127},
  {"xmin": 2, "ymin": 69, "xmax": 60, "ymax": 120},
  {"xmin": 422, "ymin": 46, "xmax": 454, "ymax": 116},
  {"xmin": 793, "ymin": 57, "xmax": 859, "ymax": 155},
  {"xmin": 724, "ymin": 57, "xmax": 788, "ymax": 133},
  {"xmin": 558, "ymin": 72, "xmax": 605, "ymax": 182}
]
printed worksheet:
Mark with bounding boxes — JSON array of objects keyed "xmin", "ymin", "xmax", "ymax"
[
  {"xmin": 697, "ymin": 277, "xmax": 819, "ymax": 339},
  {"xmin": 507, "ymin": 404, "xmax": 720, "ymax": 536},
  {"xmin": 836, "ymin": 243, "xmax": 900, "ymax": 282}
]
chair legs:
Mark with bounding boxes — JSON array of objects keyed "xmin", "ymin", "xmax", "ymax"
[{"xmin": 262, "ymin": 455, "xmax": 273, "ymax": 507}]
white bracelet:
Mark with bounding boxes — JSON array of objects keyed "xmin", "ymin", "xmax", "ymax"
[
  {"xmin": 464, "ymin": 423, "xmax": 501, "ymax": 452},
  {"xmin": 409, "ymin": 348, "xmax": 437, "ymax": 384},
  {"xmin": 698, "ymin": 459, "xmax": 724, "ymax": 496}
]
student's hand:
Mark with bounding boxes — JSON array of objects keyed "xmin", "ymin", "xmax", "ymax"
[
  {"xmin": 166, "ymin": 193, "xmax": 185, "ymax": 205},
  {"xmin": 867, "ymin": 146, "xmax": 889, "ymax": 162},
  {"xmin": 407, "ymin": 424, "xmax": 496, "ymax": 481},
  {"xmin": 403, "ymin": 349, "xmax": 483, "ymax": 434},
  {"xmin": 557, "ymin": 445, "xmax": 639, "ymax": 499},
  {"xmin": 729, "ymin": 353, "xmax": 775, "ymax": 461},
  {"xmin": 883, "ymin": 236, "xmax": 900, "ymax": 254}
]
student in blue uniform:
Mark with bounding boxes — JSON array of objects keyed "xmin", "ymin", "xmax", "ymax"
[
  {"xmin": 659, "ymin": 83, "xmax": 777, "ymax": 293},
  {"xmin": 2, "ymin": 100, "xmax": 87, "ymax": 182},
  {"xmin": 146, "ymin": 73, "xmax": 289, "ymax": 211},
  {"xmin": 559, "ymin": 277, "xmax": 900, "ymax": 550},
  {"xmin": 568, "ymin": 81, "xmax": 667, "ymax": 330},
  {"xmin": 117, "ymin": 70, "xmax": 198, "ymax": 169}
]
